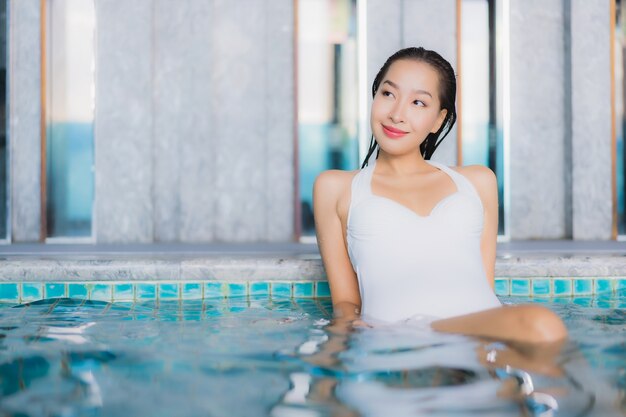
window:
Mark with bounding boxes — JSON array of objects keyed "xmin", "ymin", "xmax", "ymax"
[
  {"xmin": 297, "ymin": 0, "xmax": 359, "ymax": 238},
  {"xmin": 44, "ymin": 0, "xmax": 95, "ymax": 239},
  {"xmin": 461, "ymin": 0, "xmax": 507, "ymax": 236}
]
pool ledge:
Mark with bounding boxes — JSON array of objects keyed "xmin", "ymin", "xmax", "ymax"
[{"xmin": 0, "ymin": 241, "xmax": 623, "ymax": 282}]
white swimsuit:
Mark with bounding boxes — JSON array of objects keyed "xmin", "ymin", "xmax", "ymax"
[{"xmin": 346, "ymin": 158, "xmax": 501, "ymax": 323}]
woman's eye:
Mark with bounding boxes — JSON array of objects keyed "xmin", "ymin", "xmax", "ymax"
[
  {"xmin": 413, "ymin": 100, "xmax": 425, "ymax": 107},
  {"xmin": 382, "ymin": 91, "xmax": 393, "ymax": 97}
]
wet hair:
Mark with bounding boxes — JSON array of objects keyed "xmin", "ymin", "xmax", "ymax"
[{"xmin": 361, "ymin": 46, "xmax": 457, "ymax": 167}]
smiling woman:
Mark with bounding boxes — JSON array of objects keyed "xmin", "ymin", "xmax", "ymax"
[{"xmin": 313, "ymin": 46, "xmax": 567, "ymax": 345}]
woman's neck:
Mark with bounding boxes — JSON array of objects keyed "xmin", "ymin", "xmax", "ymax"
[{"xmin": 375, "ymin": 150, "xmax": 432, "ymax": 176}]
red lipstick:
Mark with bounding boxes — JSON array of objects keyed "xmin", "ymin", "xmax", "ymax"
[{"xmin": 382, "ymin": 124, "xmax": 408, "ymax": 139}]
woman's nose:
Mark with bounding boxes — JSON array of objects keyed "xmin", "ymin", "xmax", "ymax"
[{"xmin": 388, "ymin": 103, "xmax": 405, "ymax": 123}]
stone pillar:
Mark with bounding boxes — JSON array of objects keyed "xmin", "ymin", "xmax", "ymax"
[
  {"xmin": 265, "ymin": 0, "xmax": 296, "ymax": 241},
  {"xmin": 153, "ymin": 0, "xmax": 214, "ymax": 242},
  {"xmin": 367, "ymin": 0, "xmax": 459, "ymax": 165},
  {"xmin": 95, "ymin": 0, "xmax": 154, "ymax": 243},
  {"xmin": 211, "ymin": 0, "xmax": 269, "ymax": 241},
  {"xmin": 9, "ymin": 0, "xmax": 41, "ymax": 242},
  {"xmin": 209, "ymin": 0, "xmax": 294, "ymax": 242},
  {"xmin": 570, "ymin": 0, "xmax": 613, "ymax": 239},
  {"xmin": 509, "ymin": 0, "xmax": 568, "ymax": 239}
]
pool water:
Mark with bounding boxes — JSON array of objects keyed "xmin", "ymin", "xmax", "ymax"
[{"xmin": 0, "ymin": 295, "xmax": 624, "ymax": 417}]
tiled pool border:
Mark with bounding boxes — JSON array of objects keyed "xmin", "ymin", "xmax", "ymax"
[{"xmin": 0, "ymin": 277, "xmax": 624, "ymax": 304}]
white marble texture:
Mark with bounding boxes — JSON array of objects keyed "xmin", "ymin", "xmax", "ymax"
[
  {"xmin": 9, "ymin": 0, "xmax": 41, "ymax": 242},
  {"xmin": 367, "ymin": 0, "xmax": 459, "ymax": 165},
  {"xmin": 95, "ymin": 0, "xmax": 154, "ymax": 243},
  {"xmin": 509, "ymin": 0, "xmax": 568, "ymax": 239},
  {"xmin": 265, "ymin": 0, "xmax": 296, "ymax": 242},
  {"xmin": 212, "ymin": 0, "xmax": 268, "ymax": 241},
  {"xmin": 153, "ymin": 0, "xmax": 214, "ymax": 242},
  {"xmin": 571, "ymin": 0, "xmax": 613, "ymax": 240}
]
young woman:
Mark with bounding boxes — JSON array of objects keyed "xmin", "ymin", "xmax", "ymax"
[{"xmin": 313, "ymin": 47, "xmax": 567, "ymax": 345}]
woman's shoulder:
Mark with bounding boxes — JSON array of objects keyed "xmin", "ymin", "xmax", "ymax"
[
  {"xmin": 449, "ymin": 164, "xmax": 497, "ymax": 196},
  {"xmin": 313, "ymin": 169, "xmax": 360, "ymax": 196},
  {"xmin": 452, "ymin": 164, "xmax": 496, "ymax": 183}
]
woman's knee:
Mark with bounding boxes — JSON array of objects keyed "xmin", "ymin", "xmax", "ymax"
[{"xmin": 515, "ymin": 305, "xmax": 568, "ymax": 344}]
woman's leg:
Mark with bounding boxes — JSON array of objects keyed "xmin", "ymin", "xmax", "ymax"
[{"xmin": 431, "ymin": 304, "xmax": 568, "ymax": 344}]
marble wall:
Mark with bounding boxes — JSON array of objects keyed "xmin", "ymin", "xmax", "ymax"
[
  {"xmin": 6, "ymin": 0, "xmax": 618, "ymax": 242},
  {"xmin": 95, "ymin": 0, "xmax": 154, "ymax": 243},
  {"xmin": 570, "ymin": 0, "xmax": 613, "ymax": 240},
  {"xmin": 367, "ymin": 0, "xmax": 459, "ymax": 165},
  {"xmin": 508, "ymin": 0, "xmax": 614, "ymax": 240},
  {"xmin": 94, "ymin": 0, "xmax": 295, "ymax": 243},
  {"xmin": 509, "ymin": 0, "xmax": 569, "ymax": 239},
  {"xmin": 9, "ymin": 0, "xmax": 41, "ymax": 242}
]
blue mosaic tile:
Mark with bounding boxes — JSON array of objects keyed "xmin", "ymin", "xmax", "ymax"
[
  {"xmin": 45, "ymin": 283, "xmax": 66, "ymax": 298},
  {"xmin": 294, "ymin": 282, "xmax": 314, "ymax": 298},
  {"xmin": 271, "ymin": 282, "xmax": 292, "ymax": 298},
  {"xmin": 0, "ymin": 283, "xmax": 19, "ymax": 302},
  {"xmin": 91, "ymin": 284, "xmax": 112, "ymax": 301},
  {"xmin": 494, "ymin": 279, "xmax": 509, "ymax": 296},
  {"xmin": 553, "ymin": 279, "xmax": 572, "ymax": 296},
  {"xmin": 510, "ymin": 279, "xmax": 530, "ymax": 296},
  {"xmin": 316, "ymin": 281, "xmax": 331, "ymax": 297},
  {"xmin": 113, "ymin": 284, "xmax": 133, "ymax": 301},
  {"xmin": 68, "ymin": 283, "xmax": 88, "ymax": 299},
  {"xmin": 617, "ymin": 279, "xmax": 626, "ymax": 291},
  {"xmin": 531, "ymin": 279, "xmax": 550, "ymax": 297},
  {"xmin": 249, "ymin": 282, "xmax": 269, "ymax": 296},
  {"xmin": 182, "ymin": 283, "xmax": 202, "ymax": 299},
  {"xmin": 22, "ymin": 283, "xmax": 43, "ymax": 302},
  {"xmin": 159, "ymin": 283, "xmax": 179, "ymax": 299},
  {"xmin": 136, "ymin": 283, "xmax": 156, "ymax": 300},
  {"xmin": 595, "ymin": 279, "xmax": 614, "ymax": 294},
  {"xmin": 595, "ymin": 299, "xmax": 612, "ymax": 309},
  {"xmin": 228, "ymin": 283, "xmax": 247, "ymax": 297},
  {"xmin": 574, "ymin": 279, "xmax": 593, "ymax": 295},
  {"xmin": 205, "ymin": 282, "xmax": 225, "ymax": 298}
]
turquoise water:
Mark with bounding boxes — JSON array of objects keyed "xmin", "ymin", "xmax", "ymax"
[{"xmin": 0, "ymin": 295, "xmax": 624, "ymax": 416}]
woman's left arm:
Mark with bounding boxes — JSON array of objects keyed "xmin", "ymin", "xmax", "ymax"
[{"xmin": 459, "ymin": 165, "xmax": 499, "ymax": 289}]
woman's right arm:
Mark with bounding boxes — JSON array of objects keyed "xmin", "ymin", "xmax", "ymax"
[{"xmin": 313, "ymin": 171, "xmax": 362, "ymax": 321}]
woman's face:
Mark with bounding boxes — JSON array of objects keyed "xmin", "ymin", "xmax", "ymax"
[{"xmin": 370, "ymin": 59, "xmax": 448, "ymax": 156}]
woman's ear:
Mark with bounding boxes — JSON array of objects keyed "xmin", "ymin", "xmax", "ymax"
[{"xmin": 430, "ymin": 109, "xmax": 448, "ymax": 133}]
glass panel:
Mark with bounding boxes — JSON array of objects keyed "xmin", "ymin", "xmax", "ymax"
[
  {"xmin": 461, "ymin": 0, "xmax": 505, "ymax": 235},
  {"xmin": 461, "ymin": 0, "xmax": 490, "ymax": 167},
  {"xmin": 0, "ymin": 1, "xmax": 7, "ymax": 240},
  {"xmin": 298, "ymin": 0, "xmax": 359, "ymax": 237},
  {"xmin": 616, "ymin": 0, "xmax": 626, "ymax": 235},
  {"xmin": 45, "ymin": 0, "xmax": 95, "ymax": 238}
]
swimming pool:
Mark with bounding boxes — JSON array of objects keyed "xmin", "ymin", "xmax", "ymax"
[{"xmin": 0, "ymin": 292, "xmax": 624, "ymax": 417}]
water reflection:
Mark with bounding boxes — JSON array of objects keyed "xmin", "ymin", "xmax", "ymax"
[
  {"xmin": 271, "ymin": 316, "xmax": 599, "ymax": 417},
  {"xmin": 0, "ymin": 297, "xmax": 619, "ymax": 416}
]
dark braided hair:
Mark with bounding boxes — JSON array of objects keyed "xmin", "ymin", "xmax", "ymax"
[{"xmin": 362, "ymin": 47, "xmax": 458, "ymax": 168}]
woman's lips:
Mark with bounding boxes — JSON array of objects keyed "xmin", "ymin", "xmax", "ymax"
[{"xmin": 382, "ymin": 124, "xmax": 408, "ymax": 139}]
